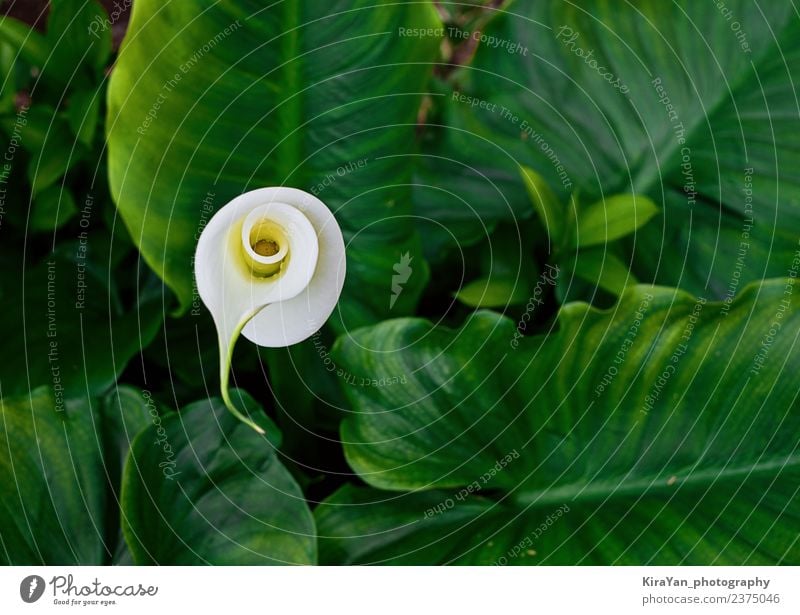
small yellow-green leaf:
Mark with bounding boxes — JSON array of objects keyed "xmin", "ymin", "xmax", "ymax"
[
  {"xmin": 456, "ymin": 277, "xmax": 529, "ymax": 308},
  {"xmin": 520, "ymin": 165, "xmax": 562, "ymax": 242},
  {"xmin": 571, "ymin": 193, "xmax": 659, "ymax": 248}
]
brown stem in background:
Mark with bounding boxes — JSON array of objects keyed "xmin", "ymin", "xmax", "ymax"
[{"xmin": 433, "ymin": 0, "xmax": 508, "ymax": 79}]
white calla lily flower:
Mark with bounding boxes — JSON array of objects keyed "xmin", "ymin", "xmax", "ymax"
[{"xmin": 195, "ymin": 187, "xmax": 346, "ymax": 433}]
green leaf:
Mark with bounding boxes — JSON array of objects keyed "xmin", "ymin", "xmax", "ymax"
[
  {"xmin": 107, "ymin": 0, "xmax": 441, "ymax": 327},
  {"xmin": 563, "ymin": 248, "xmax": 636, "ymax": 297},
  {"xmin": 0, "ymin": 386, "xmax": 190, "ymax": 566},
  {"xmin": 456, "ymin": 277, "xmax": 528, "ymax": 308},
  {"xmin": 0, "ymin": 43, "xmax": 23, "ymax": 113},
  {"xmin": 520, "ymin": 165, "xmax": 562, "ymax": 244},
  {"xmin": 320, "ymin": 281, "xmax": 800, "ymax": 564},
  {"xmin": 440, "ymin": 0, "xmax": 800, "ymax": 298},
  {"xmin": 101, "ymin": 386, "xmax": 156, "ymax": 490},
  {"xmin": 0, "ymin": 387, "xmax": 109, "ymax": 564},
  {"xmin": 0, "ymin": 16, "xmax": 50, "ymax": 68},
  {"xmin": 100, "ymin": 386, "xmax": 157, "ymax": 565},
  {"xmin": 0, "ymin": 247, "xmax": 162, "ymax": 399},
  {"xmin": 570, "ymin": 194, "xmax": 659, "ymax": 248},
  {"xmin": 1, "ymin": 105, "xmax": 52, "ymax": 153},
  {"xmin": 24, "ymin": 111, "xmax": 85, "ymax": 194},
  {"xmin": 46, "ymin": 0, "xmax": 111, "ymax": 79},
  {"xmin": 67, "ymin": 86, "xmax": 102, "ymax": 147},
  {"xmin": 29, "ymin": 183, "xmax": 77, "ymax": 230},
  {"xmin": 570, "ymin": 194, "xmax": 658, "ymax": 248},
  {"xmin": 453, "ymin": 223, "xmax": 536, "ymax": 309},
  {"xmin": 121, "ymin": 391, "xmax": 317, "ymax": 564}
]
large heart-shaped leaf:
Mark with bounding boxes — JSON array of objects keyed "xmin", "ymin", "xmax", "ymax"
[
  {"xmin": 121, "ymin": 390, "xmax": 316, "ymax": 564},
  {"xmin": 426, "ymin": 0, "xmax": 800, "ymax": 297},
  {"xmin": 0, "ymin": 387, "xmax": 108, "ymax": 564},
  {"xmin": 0, "ymin": 385, "xmax": 196, "ymax": 565},
  {"xmin": 107, "ymin": 0, "xmax": 441, "ymax": 327},
  {"xmin": 316, "ymin": 280, "xmax": 800, "ymax": 564}
]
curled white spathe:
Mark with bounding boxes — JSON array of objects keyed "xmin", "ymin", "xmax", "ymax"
[{"xmin": 195, "ymin": 187, "xmax": 346, "ymax": 433}]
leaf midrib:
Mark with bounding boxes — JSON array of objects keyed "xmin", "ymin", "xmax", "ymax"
[{"xmin": 512, "ymin": 453, "xmax": 800, "ymax": 508}]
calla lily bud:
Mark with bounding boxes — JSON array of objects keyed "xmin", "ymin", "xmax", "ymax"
[{"xmin": 194, "ymin": 187, "xmax": 346, "ymax": 433}]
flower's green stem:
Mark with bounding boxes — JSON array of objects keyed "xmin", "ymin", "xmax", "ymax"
[{"xmin": 219, "ymin": 308, "xmax": 266, "ymax": 435}]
